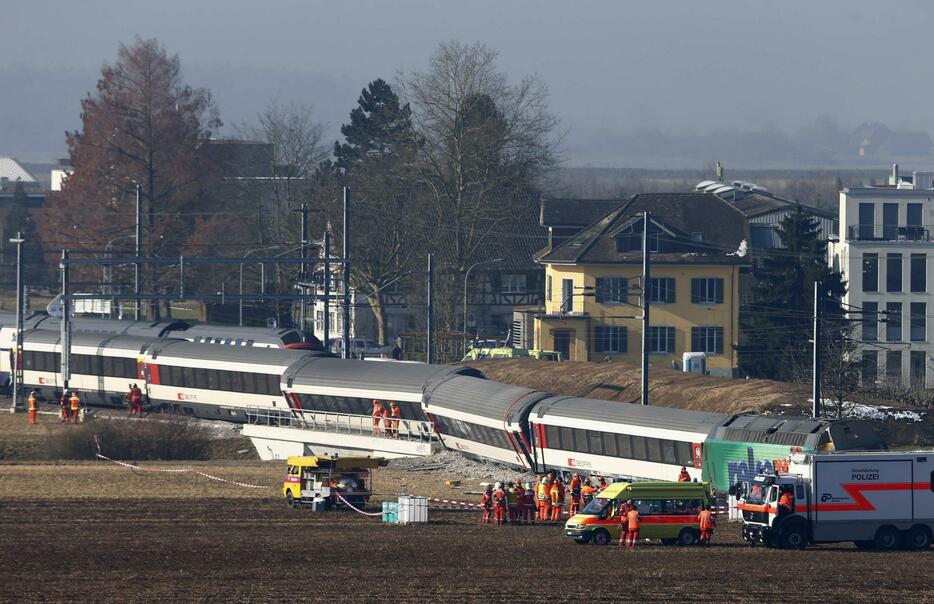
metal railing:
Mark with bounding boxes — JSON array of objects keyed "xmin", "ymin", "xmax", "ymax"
[
  {"xmin": 848, "ymin": 224, "xmax": 930, "ymax": 242},
  {"xmin": 246, "ymin": 406, "xmax": 435, "ymax": 443}
]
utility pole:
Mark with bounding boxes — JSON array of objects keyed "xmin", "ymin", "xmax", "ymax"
[
  {"xmin": 134, "ymin": 183, "xmax": 141, "ymax": 321},
  {"xmin": 60, "ymin": 249, "xmax": 71, "ymax": 395},
  {"xmin": 293, "ymin": 203, "xmax": 312, "ymax": 335},
  {"xmin": 323, "ymin": 229, "xmax": 330, "ymax": 349},
  {"xmin": 813, "ymin": 280, "xmax": 822, "ymax": 419},
  {"xmin": 427, "ymin": 253, "xmax": 434, "ymax": 364},
  {"xmin": 641, "ymin": 211, "xmax": 651, "ymax": 405},
  {"xmin": 341, "ymin": 187, "xmax": 351, "ymax": 359},
  {"xmin": 9, "ymin": 232, "xmax": 24, "ymax": 412}
]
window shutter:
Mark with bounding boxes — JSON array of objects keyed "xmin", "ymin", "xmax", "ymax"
[{"xmin": 716, "ymin": 278, "xmax": 724, "ymax": 304}]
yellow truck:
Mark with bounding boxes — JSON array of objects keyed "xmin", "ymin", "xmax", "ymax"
[
  {"xmin": 283, "ymin": 455, "xmax": 387, "ymax": 511},
  {"xmin": 564, "ymin": 481, "xmax": 712, "ymax": 545}
]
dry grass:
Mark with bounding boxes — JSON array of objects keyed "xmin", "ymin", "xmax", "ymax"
[{"xmin": 465, "ymin": 358, "xmax": 808, "ymax": 414}]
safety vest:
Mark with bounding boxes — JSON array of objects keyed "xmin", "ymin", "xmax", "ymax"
[
  {"xmin": 699, "ymin": 510, "xmax": 716, "ymax": 530},
  {"xmin": 626, "ymin": 509, "xmax": 640, "ymax": 530},
  {"xmin": 537, "ymin": 483, "xmax": 550, "ymax": 501},
  {"xmin": 493, "ymin": 489, "xmax": 507, "ymax": 507},
  {"xmin": 69, "ymin": 394, "xmax": 80, "ymax": 411},
  {"xmin": 129, "ymin": 388, "xmax": 142, "ymax": 403},
  {"xmin": 28, "ymin": 395, "xmax": 37, "ymax": 412}
]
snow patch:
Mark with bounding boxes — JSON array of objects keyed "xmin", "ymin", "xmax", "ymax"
[{"xmin": 728, "ymin": 239, "xmax": 748, "ymax": 258}]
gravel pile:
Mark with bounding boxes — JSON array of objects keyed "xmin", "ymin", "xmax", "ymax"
[{"xmin": 388, "ymin": 450, "xmax": 536, "ymax": 483}]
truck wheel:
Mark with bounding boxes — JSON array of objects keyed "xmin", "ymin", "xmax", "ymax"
[
  {"xmin": 874, "ymin": 526, "xmax": 901, "ymax": 551},
  {"xmin": 780, "ymin": 524, "xmax": 808, "ymax": 550},
  {"xmin": 591, "ymin": 529, "xmax": 611, "ymax": 546},
  {"xmin": 286, "ymin": 491, "xmax": 296, "ymax": 508},
  {"xmin": 677, "ymin": 528, "xmax": 698, "ymax": 546},
  {"xmin": 906, "ymin": 525, "xmax": 932, "ymax": 550}
]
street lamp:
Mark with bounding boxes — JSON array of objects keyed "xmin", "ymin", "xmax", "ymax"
[
  {"xmin": 463, "ymin": 257, "xmax": 504, "ymax": 353},
  {"xmin": 239, "ymin": 245, "xmax": 282, "ymax": 326}
]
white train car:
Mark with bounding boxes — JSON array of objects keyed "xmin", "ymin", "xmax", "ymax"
[
  {"xmin": 281, "ymin": 357, "xmax": 484, "ymax": 426},
  {"xmin": 17, "ymin": 330, "xmax": 155, "ymax": 406},
  {"xmin": 143, "ymin": 340, "xmax": 323, "ymax": 421},
  {"xmin": 423, "ymin": 376, "xmax": 550, "ymax": 469},
  {"xmin": 529, "ymin": 396, "xmax": 728, "ymax": 482}
]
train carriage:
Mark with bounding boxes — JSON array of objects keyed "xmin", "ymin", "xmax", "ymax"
[
  {"xmin": 529, "ymin": 396, "xmax": 728, "ymax": 482},
  {"xmin": 423, "ymin": 376, "xmax": 550, "ymax": 469}
]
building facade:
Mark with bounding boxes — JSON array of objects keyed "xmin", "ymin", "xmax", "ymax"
[
  {"xmin": 829, "ymin": 171, "xmax": 934, "ymax": 389},
  {"xmin": 533, "ymin": 193, "xmax": 749, "ymax": 377}
]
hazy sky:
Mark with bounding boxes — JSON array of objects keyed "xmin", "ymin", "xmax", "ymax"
[{"xmin": 4, "ymin": 0, "xmax": 934, "ymax": 164}]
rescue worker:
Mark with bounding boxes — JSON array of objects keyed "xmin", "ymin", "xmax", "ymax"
[
  {"xmin": 480, "ymin": 484, "xmax": 493, "ymax": 524},
  {"xmin": 522, "ymin": 482, "xmax": 536, "ymax": 524},
  {"xmin": 677, "ymin": 465, "xmax": 691, "ymax": 482},
  {"xmin": 538, "ymin": 477, "xmax": 552, "ymax": 521},
  {"xmin": 27, "ymin": 390, "xmax": 38, "ymax": 425},
  {"xmin": 371, "ymin": 400, "xmax": 383, "ymax": 436},
  {"xmin": 59, "ymin": 391, "xmax": 69, "ymax": 423},
  {"xmin": 550, "ymin": 477, "xmax": 565, "ymax": 521},
  {"xmin": 568, "ymin": 473, "xmax": 582, "ymax": 517},
  {"xmin": 382, "ymin": 405, "xmax": 392, "ymax": 437},
  {"xmin": 778, "ymin": 487, "xmax": 795, "ymax": 520},
  {"xmin": 492, "ymin": 482, "xmax": 508, "ymax": 526},
  {"xmin": 128, "ymin": 384, "xmax": 143, "ymax": 417},
  {"xmin": 698, "ymin": 504, "xmax": 716, "ymax": 545},
  {"xmin": 68, "ymin": 390, "xmax": 81, "ymax": 424},
  {"xmin": 390, "ymin": 402, "xmax": 401, "ymax": 438},
  {"xmin": 581, "ymin": 478, "xmax": 597, "ymax": 506},
  {"xmin": 506, "ymin": 482, "xmax": 519, "ymax": 524},
  {"xmin": 625, "ymin": 502, "xmax": 641, "ymax": 549},
  {"xmin": 617, "ymin": 500, "xmax": 632, "ymax": 546},
  {"xmin": 597, "ymin": 476, "xmax": 608, "ymax": 492}
]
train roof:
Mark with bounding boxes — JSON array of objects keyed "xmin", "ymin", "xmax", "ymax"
[
  {"xmin": 532, "ymin": 397, "xmax": 729, "ymax": 435},
  {"xmin": 24, "ymin": 313, "xmax": 186, "ymax": 337},
  {"xmin": 180, "ymin": 323, "xmax": 302, "ymax": 346},
  {"xmin": 285, "ymin": 358, "xmax": 485, "ymax": 396},
  {"xmin": 21, "ymin": 329, "xmax": 164, "ymax": 353},
  {"xmin": 714, "ymin": 414, "xmax": 886, "ymax": 449},
  {"xmin": 147, "ymin": 339, "xmax": 326, "ymax": 367},
  {"xmin": 425, "ymin": 375, "xmax": 549, "ymax": 423}
]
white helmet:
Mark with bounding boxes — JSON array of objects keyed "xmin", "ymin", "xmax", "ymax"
[
  {"xmin": 524, "ymin": 482, "xmax": 532, "ymax": 490},
  {"xmin": 494, "ymin": 481, "xmax": 503, "ymax": 489}
]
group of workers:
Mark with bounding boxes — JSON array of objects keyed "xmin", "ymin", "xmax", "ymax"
[
  {"xmin": 480, "ymin": 472, "xmax": 609, "ymax": 525},
  {"xmin": 371, "ymin": 400, "xmax": 402, "ymax": 438},
  {"xmin": 26, "ymin": 383, "xmax": 146, "ymax": 425}
]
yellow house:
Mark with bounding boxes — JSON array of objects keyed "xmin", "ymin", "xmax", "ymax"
[{"xmin": 533, "ymin": 193, "xmax": 750, "ymax": 377}]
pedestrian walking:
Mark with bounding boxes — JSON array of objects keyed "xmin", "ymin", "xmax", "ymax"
[{"xmin": 699, "ymin": 505, "xmax": 716, "ymax": 545}]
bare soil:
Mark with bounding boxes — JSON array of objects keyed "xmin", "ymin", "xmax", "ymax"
[{"xmin": 0, "ymin": 497, "xmax": 930, "ymax": 603}]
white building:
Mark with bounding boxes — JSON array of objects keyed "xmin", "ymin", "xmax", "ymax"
[{"xmin": 830, "ymin": 166, "xmax": 934, "ymax": 389}]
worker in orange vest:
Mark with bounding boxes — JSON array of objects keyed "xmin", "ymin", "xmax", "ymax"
[
  {"xmin": 390, "ymin": 402, "xmax": 401, "ymax": 438},
  {"xmin": 597, "ymin": 476, "xmax": 608, "ymax": 492},
  {"xmin": 778, "ymin": 488, "xmax": 795, "ymax": 519},
  {"xmin": 59, "ymin": 392, "xmax": 69, "ymax": 423},
  {"xmin": 480, "ymin": 484, "xmax": 493, "ymax": 524},
  {"xmin": 581, "ymin": 478, "xmax": 597, "ymax": 506},
  {"xmin": 492, "ymin": 482, "xmax": 508, "ymax": 525},
  {"xmin": 382, "ymin": 405, "xmax": 392, "ymax": 436},
  {"xmin": 27, "ymin": 390, "xmax": 38, "ymax": 425},
  {"xmin": 568, "ymin": 473, "xmax": 582, "ymax": 516},
  {"xmin": 698, "ymin": 505, "xmax": 716, "ymax": 545},
  {"xmin": 678, "ymin": 465, "xmax": 691, "ymax": 482},
  {"xmin": 617, "ymin": 500, "xmax": 632, "ymax": 546},
  {"xmin": 371, "ymin": 400, "xmax": 383, "ymax": 436},
  {"xmin": 68, "ymin": 391, "xmax": 81, "ymax": 424},
  {"xmin": 128, "ymin": 384, "xmax": 143, "ymax": 417},
  {"xmin": 550, "ymin": 477, "xmax": 565, "ymax": 521},
  {"xmin": 538, "ymin": 477, "xmax": 552, "ymax": 521},
  {"xmin": 625, "ymin": 503, "xmax": 641, "ymax": 549}
]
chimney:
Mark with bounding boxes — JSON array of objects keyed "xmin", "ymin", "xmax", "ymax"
[{"xmin": 892, "ymin": 163, "xmax": 899, "ymax": 184}]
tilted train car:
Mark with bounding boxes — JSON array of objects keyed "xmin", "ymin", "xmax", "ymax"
[
  {"xmin": 528, "ymin": 396, "xmax": 729, "ymax": 482},
  {"xmin": 422, "ymin": 376, "xmax": 551, "ymax": 469},
  {"xmin": 281, "ymin": 357, "xmax": 485, "ymax": 426}
]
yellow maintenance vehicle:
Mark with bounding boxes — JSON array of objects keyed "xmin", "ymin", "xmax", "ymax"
[{"xmin": 283, "ymin": 455, "xmax": 388, "ymax": 511}]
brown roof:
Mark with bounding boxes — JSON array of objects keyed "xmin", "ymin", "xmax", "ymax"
[
  {"xmin": 540, "ymin": 197, "xmax": 622, "ymax": 227},
  {"xmin": 536, "ymin": 192, "xmax": 751, "ymax": 266}
]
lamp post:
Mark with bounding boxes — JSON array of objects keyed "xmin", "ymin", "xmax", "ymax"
[
  {"xmin": 239, "ymin": 245, "xmax": 282, "ymax": 327},
  {"xmin": 462, "ymin": 257, "xmax": 504, "ymax": 353}
]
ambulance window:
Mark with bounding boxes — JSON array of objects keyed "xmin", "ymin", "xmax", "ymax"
[{"xmin": 796, "ymin": 484, "xmax": 805, "ymax": 500}]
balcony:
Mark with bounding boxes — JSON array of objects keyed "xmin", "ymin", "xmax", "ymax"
[{"xmin": 847, "ymin": 224, "xmax": 930, "ymax": 242}]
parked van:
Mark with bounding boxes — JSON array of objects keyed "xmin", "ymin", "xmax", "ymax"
[{"xmin": 564, "ymin": 481, "xmax": 712, "ymax": 545}]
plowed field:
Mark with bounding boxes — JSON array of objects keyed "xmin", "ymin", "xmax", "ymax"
[{"xmin": 0, "ymin": 498, "xmax": 931, "ymax": 603}]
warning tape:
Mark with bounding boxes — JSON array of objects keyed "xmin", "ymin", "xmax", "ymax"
[
  {"xmin": 336, "ymin": 494, "xmax": 383, "ymax": 517},
  {"xmin": 427, "ymin": 497, "xmax": 482, "ymax": 510}
]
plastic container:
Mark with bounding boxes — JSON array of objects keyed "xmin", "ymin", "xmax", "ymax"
[
  {"xmin": 397, "ymin": 496, "xmax": 429, "ymax": 524},
  {"xmin": 381, "ymin": 501, "xmax": 398, "ymax": 524}
]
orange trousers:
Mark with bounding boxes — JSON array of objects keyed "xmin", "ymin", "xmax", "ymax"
[
  {"xmin": 550, "ymin": 503, "xmax": 563, "ymax": 521},
  {"xmin": 626, "ymin": 529, "xmax": 640, "ymax": 548},
  {"xmin": 481, "ymin": 507, "xmax": 492, "ymax": 524},
  {"xmin": 493, "ymin": 506, "xmax": 507, "ymax": 525}
]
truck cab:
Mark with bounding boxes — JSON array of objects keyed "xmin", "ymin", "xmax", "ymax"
[
  {"xmin": 739, "ymin": 473, "xmax": 809, "ymax": 549},
  {"xmin": 283, "ymin": 455, "xmax": 387, "ymax": 511}
]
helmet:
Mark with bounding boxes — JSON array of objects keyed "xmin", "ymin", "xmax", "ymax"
[
  {"xmin": 507, "ymin": 481, "xmax": 514, "ymax": 487},
  {"xmin": 494, "ymin": 482, "xmax": 503, "ymax": 489},
  {"xmin": 524, "ymin": 482, "xmax": 532, "ymax": 489},
  {"xmin": 390, "ymin": 401, "xmax": 398, "ymax": 407}
]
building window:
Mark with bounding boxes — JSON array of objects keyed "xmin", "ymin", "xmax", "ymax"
[
  {"xmin": 910, "ymin": 351, "xmax": 926, "ymax": 388},
  {"xmin": 501, "ymin": 273, "xmax": 527, "ymax": 293},
  {"xmin": 862, "ymin": 302, "xmax": 878, "ymax": 341},
  {"xmin": 862, "ymin": 254, "xmax": 878, "ymax": 292},
  {"xmin": 648, "ymin": 326, "xmax": 675, "ymax": 354},
  {"xmin": 691, "ymin": 278, "xmax": 724, "ymax": 305},
  {"xmin": 886, "ymin": 350, "xmax": 902, "ymax": 384},
  {"xmin": 911, "ymin": 302, "xmax": 926, "ymax": 342},
  {"xmin": 561, "ymin": 278, "xmax": 573, "ymax": 313},
  {"xmin": 907, "ymin": 203, "xmax": 923, "ymax": 240},
  {"xmin": 858, "ymin": 203, "xmax": 874, "ymax": 239},
  {"xmin": 886, "ymin": 302, "xmax": 902, "ymax": 341},
  {"xmin": 886, "ymin": 253, "xmax": 902, "ymax": 292},
  {"xmin": 691, "ymin": 326, "xmax": 724, "ymax": 354},
  {"xmin": 594, "ymin": 326, "xmax": 627, "ymax": 353},
  {"xmin": 595, "ymin": 277, "xmax": 628, "ymax": 304},
  {"xmin": 861, "ymin": 350, "xmax": 878, "ymax": 386},
  {"xmin": 883, "ymin": 203, "xmax": 898, "ymax": 240},
  {"xmin": 649, "ymin": 277, "xmax": 675, "ymax": 304},
  {"xmin": 911, "ymin": 254, "xmax": 926, "ymax": 293}
]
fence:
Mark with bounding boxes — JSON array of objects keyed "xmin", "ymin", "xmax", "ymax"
[{"xmin": 245, "ymin": 406, "xmax": 435, "ymax": 443}]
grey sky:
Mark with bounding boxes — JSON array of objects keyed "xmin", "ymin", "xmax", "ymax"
[{"xmin": 3, "ymin": 0, "xmax": 934, "ymax": 164}]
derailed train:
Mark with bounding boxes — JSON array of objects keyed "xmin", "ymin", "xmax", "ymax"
[{"xmin": 0, "ymin": 320, "xmax": 885, "ymax": 490}]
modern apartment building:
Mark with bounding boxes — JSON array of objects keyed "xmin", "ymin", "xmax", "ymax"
[{"xmin": 829, "ymin": 167, "xmax": 934, "ymax": 389}]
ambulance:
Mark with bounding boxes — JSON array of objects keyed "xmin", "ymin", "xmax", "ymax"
[
  {"xmin": 564, "ymin": 481, "xmax": 712, "ymax": 545},
  {"xmin": 283, "ymin": 455, "xmax": 387, "ymax": 511},
  {"xmin": 739, "ymin": 451, "xmax": 934, "ymax": 550}
]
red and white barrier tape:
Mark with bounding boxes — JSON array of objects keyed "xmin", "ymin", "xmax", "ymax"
[
  {"xmin": 336, "ymin": 494, "xmax": 383, "ymax": 517},
  {"xmin": 427, "ymin": 497, "xmax": 482, "ymax": 510},
  {"xmin": 94, "ymin": 453, "xmax": 270, "ymax": 489}
]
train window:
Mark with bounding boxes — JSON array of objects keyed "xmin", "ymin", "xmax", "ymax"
[
  {"xmin": 558, "ymin": 427, "xmax": 574, "ymax": 451},
  {"xmin": 545, "ymin": 425, "xmax": 560, "ymax": 449},
  {"xmin": 179, "ymin": 366, "xmax": 192, "ymax": 388},
  {"xmin": 617, "ymin": 433, "xmax": 632, "ymax": 458},
  {"xmin": 228, "ymin": 371, "xmax": 243, "ymax": 392},
  {"xmin": 268, "ymin": 375, "xmax": 280, "ymax": 395},
  {"xmin": 205, "ymin": 370, "xmax": 218, "ymax": 390},
  {"xmin": 676, "ymin": 441, "xmax": 693, "ymax": 466},
  {"xmin": 587, "ymin": 430, "xmax": 604, "ymax": 456},
  {"xmin": 603, "ymin": 432, "xmax": 618, "ymax": 457},
  {"xmin": 661, "ymin": 440, "xmax": 678, "ymax": 465},
  {"xmin": 631, "ymin": 435, "xmax": 647, "ymax": 460},
  {"xmin": 218, "ymin": 370, "xmax": 231, "ymax": 391},
  {"xmin": 646, "ymin": 438, "xmax": 662, "ymax": 463},
  {"xmin": 280, "ymin": 331, "xmax": 301, "ymax": 345},
  {"xmin": 102, "ymin": 356, "xmax": 115, "ymax": 377}
]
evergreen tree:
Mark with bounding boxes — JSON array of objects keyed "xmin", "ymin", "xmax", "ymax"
[
  {"xmin": 2, "ymin": 181, "xmax": 46, "ymax": 284},
  {"xmin": 740, "ymin": 205, "xmax": 846, "ymax": 380}
]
